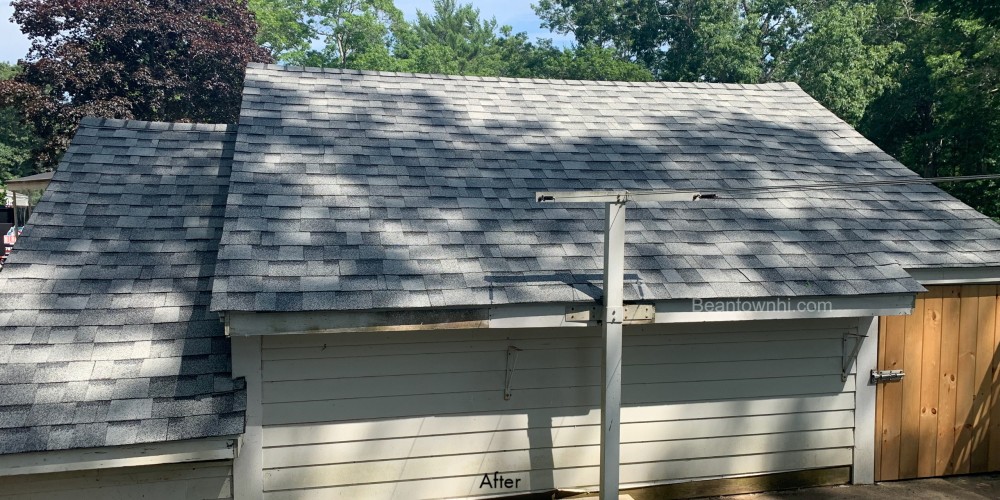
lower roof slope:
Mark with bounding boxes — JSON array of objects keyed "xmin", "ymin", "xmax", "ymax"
[
  {"xmin": 210, "ymin": 64, "xmax": 1000, "ymax": 312},
  {"xmin": 0, "ymin": 118, "xmax": 244, "ymax": 455}
]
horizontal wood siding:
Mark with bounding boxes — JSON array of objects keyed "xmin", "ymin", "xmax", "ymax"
[
  {"xmin": 260, "ymin": 319, "xmax": 857, "ymax": 499},
  {"xmin": 0, "ymin": 461, "xmax": 233, "ymax": 499}
]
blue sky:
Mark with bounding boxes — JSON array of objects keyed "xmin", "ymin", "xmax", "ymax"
[{"xmin": 0, "ymin": 0, "xmax": 571, "ymax": 64}]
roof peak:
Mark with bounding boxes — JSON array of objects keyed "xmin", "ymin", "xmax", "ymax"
[
  {"xmin": 78, "ymin": 116, "xmax": 235, "ymax": 132},
  {"xmin": 244, "ymin": 62, "xmax": 802, "ymax": 91}
]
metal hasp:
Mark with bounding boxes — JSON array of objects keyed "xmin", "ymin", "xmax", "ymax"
[
  {"xmin": 871, "ymin": 370, "xmax": 905, "ymax": 383},
  {"xmin": 537, "ymin": 189, "xmax": 708, "ymax": 500}
]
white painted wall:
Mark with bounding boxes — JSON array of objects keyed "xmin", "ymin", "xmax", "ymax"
[
  {"xmin": 258, "ymin": 319, "xmax": 858, "ymax": 500},
  {"xmin": 0, "ymin": 460, "xmax": 233, "ymax": 499}
]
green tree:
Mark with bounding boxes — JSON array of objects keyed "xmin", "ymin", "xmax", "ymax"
[
  {"xmin": 395, "ymin": 0, "xmax": 505, "ymax": 75},
  {"xmin": 860, "ymin": 2, "xmax": 1000, "ymax": 218},
  {"xmin": 534, "ymin": 0, "xmax": 806, "ymax": 82},
  {"xmin": 250, "ymin": 0, "xmax": 406, "ymax": 68},
  {"xmin": 0, "ymin": 63, "xmax": 41, "ymax": 196},
  {"xmin": 390, "ymin": 0, "xmax": 652, "ymax": 80},
  {"xmin": 779, "ymin": 1, "xmax": 903, "ymax": 125},
  {"xmin": 250, "ymin": 0, "xmax": 313, "ymax": 60},
  {"xmin": 509, "ymin": 41, "xmax": 654, "ymax": 81}
]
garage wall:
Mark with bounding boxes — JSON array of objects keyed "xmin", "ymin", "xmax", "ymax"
[
  {"xmin": 0, "ymin": 461, "xmax": 233, "ymax": 500},
  {"xmin": 259, "ymin": 318, "xmax": 859, "ymax": 500}
]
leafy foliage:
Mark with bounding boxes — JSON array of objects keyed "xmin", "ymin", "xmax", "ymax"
[
  {"xmin": 0, "ymin": 0, "xmax": 271, "ymax": 167},
  {"xmin": 778, "ymin": 1, "xmax": 902, "ymax": 125},
  {"xmin": 0, "ymin": 63, "xmax": 41, "ymax": 197},
  {"xmin": 250, "ymin": 0, "xmax": 406, "ymax": 69},
  {"xmin": 859, "ymin": 2, "xmax": 1000, "ymax": 217},
  {"xmin": 534, "ymin": 0, "xmax": 806, "ymax": 82}
]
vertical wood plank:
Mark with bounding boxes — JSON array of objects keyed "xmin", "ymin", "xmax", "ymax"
[
  {"xmin": 972, "ymin": 285, "xmax": 998, "ymax": 472},
  {"xmin": 937, "ymin": 285, "xmax": 961, "ymax": 476},
  {"xmin": 990, "ymin": 289, "xmax": 1000, "ymax": 471},
  {"xmin": 955, "ymin": 285, "xmax": 980, "ymax": 474},
  {"xmin": 918, "ymin": 288, "xmax": 943, "ymax": 477},
  {"xmin": 899, "ymin": 294, "xmax": 925, "ymax": 478},
  {"xmin": 875, "ymin": 317, "xmax": 886, "ymax": 481},
  {"xmin": 880, "ymin": 314, "xmax": 906, "ymax": 481}
]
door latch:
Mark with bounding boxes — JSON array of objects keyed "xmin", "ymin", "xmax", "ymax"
[{"xmin": 871, "ymin": 370, "xmax": 905, "ymax": 383}]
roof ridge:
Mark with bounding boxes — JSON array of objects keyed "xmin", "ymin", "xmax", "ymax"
[
  {"xmin": 245, "ymin": 62, "xmax": 799, "ymax": 90},
  {"xmin": 78, "ymin": 116, "xmax": 236, "ymax": 132}
]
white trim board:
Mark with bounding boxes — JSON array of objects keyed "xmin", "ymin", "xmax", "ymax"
[
  {"xmin": 0, "ymin": 436, "xmax": 237, "ymax": 477},
  {"xmin": 852, "ymin": 317, "xmax": 878, "ymax": 484},
  {"xmin": 652, "ymin": 294, "xmax": 914, "ymax": 323},
  {"xmin": 226, "ymin": 294, "xmax": 915, "ymax": 336},
  {"xmin": 906, "ymin": 266, "xmax": 1000, "ymax": 285}
]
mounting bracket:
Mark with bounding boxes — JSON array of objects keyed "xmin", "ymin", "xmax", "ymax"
[{"xmin": 843, "ymin": 330, "xmax": 866, "ymax": 382}]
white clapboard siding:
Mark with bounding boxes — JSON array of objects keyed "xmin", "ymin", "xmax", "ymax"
[
  {"xmin": 264, "ymin": 449, "xmax": 853, "ymax": 500},
  {"xmin": 0, "ymin": 461, "xmax": 233, "ymax": 500},
  {"xmin": 260, "ymin": 319, "xmax": 857, "ymax": 499}
]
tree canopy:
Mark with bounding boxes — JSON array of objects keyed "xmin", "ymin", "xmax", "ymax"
[
  {"xmin": 0, "ymin": 0, "xmax": 271, "ymax": 167},
  {"xmin": 0, "ymin": 62, "xmax": 40, "ymax": 197}
]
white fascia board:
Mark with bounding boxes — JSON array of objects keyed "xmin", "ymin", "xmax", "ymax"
[
  {"xmin": 652, "ymin": 294, "xmax": 915, "ymax": 323},
  {"xmin": 0, "ymin": 437, "xmax": 238, "ymax": 477},
  {"xmin": 906, "ymin": 266, "xmax": 1000, "ymax": 285},
  {"xmin": 227, "ymin": 294, "xmax": 916, "ymax": 335}
]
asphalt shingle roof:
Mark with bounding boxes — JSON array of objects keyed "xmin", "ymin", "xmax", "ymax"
[
  {"xmin": 211, "ymin": 64, "xmax": 1000, "ymax": 312},
  {"xmin": 5, "ymin": 65, "xmax": 1000, "ymax": 455},
  {"xmin": 0, "ymin": 118, "xmax": 245, "ymax": 455}
]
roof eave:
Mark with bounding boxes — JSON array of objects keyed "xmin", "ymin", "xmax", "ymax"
[
  {"xmin": 0, "ymin": 436, "xmax": 238, "ymax": 477},
  {"xmin": 225, "ymin": 293, "xmax": 917, "ymax": 336}
]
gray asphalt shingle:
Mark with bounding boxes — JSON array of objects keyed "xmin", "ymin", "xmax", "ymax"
[
  {"xmin": 0, "ymin": 118, "xmax": 245, "ymax": 455},
  {"xmin": 209, "ymin": 64, "xmax": 1000, "ymax": 312}
]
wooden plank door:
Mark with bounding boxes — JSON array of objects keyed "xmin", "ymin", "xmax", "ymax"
[{"xmin": 875, "ymin": 285, "xmax": 1000, "ymax": 480}]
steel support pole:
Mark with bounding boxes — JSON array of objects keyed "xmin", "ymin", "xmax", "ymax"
[{"xmin": 600, "ymin": 201, "xmax": 625, "ymax": 500}]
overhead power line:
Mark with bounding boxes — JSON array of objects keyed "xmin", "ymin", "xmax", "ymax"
[{"xmin": 651, "ymin": 173, "xmax": 1000, "ymax": 196}]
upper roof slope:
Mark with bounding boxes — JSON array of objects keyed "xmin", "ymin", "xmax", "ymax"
[
  {"xmin": 0, "ymin": 118, "xmax": 244, "ymax": 455},
  {"xmin": 212, "ymin": 64, "xmax": 1000, "ymax": 312}
]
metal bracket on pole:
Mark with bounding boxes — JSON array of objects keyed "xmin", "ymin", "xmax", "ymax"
[{"xmin": 565, "ymin": 304, "xmax": 655, "ymax": 324}]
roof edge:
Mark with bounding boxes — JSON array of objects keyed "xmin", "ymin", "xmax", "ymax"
[
  {"xmin": 0, "ymin": 436, "xmax": 238, "ymax": 476},
  {"xmin": 245, "ymin": 62, "xmax": 802, "ymax": 90},
  {"xmin": 225, "ymin": 293, "xmax": 918, "ymax": 336}
]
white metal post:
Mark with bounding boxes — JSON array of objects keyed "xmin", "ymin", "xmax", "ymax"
[
  {"xmin": 535, "ymin": 190, "xmax": 706, "ymax": 499},
  {"xmin": 600, "ymin": 201, "xmax": 625, "ymax": 500}
]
